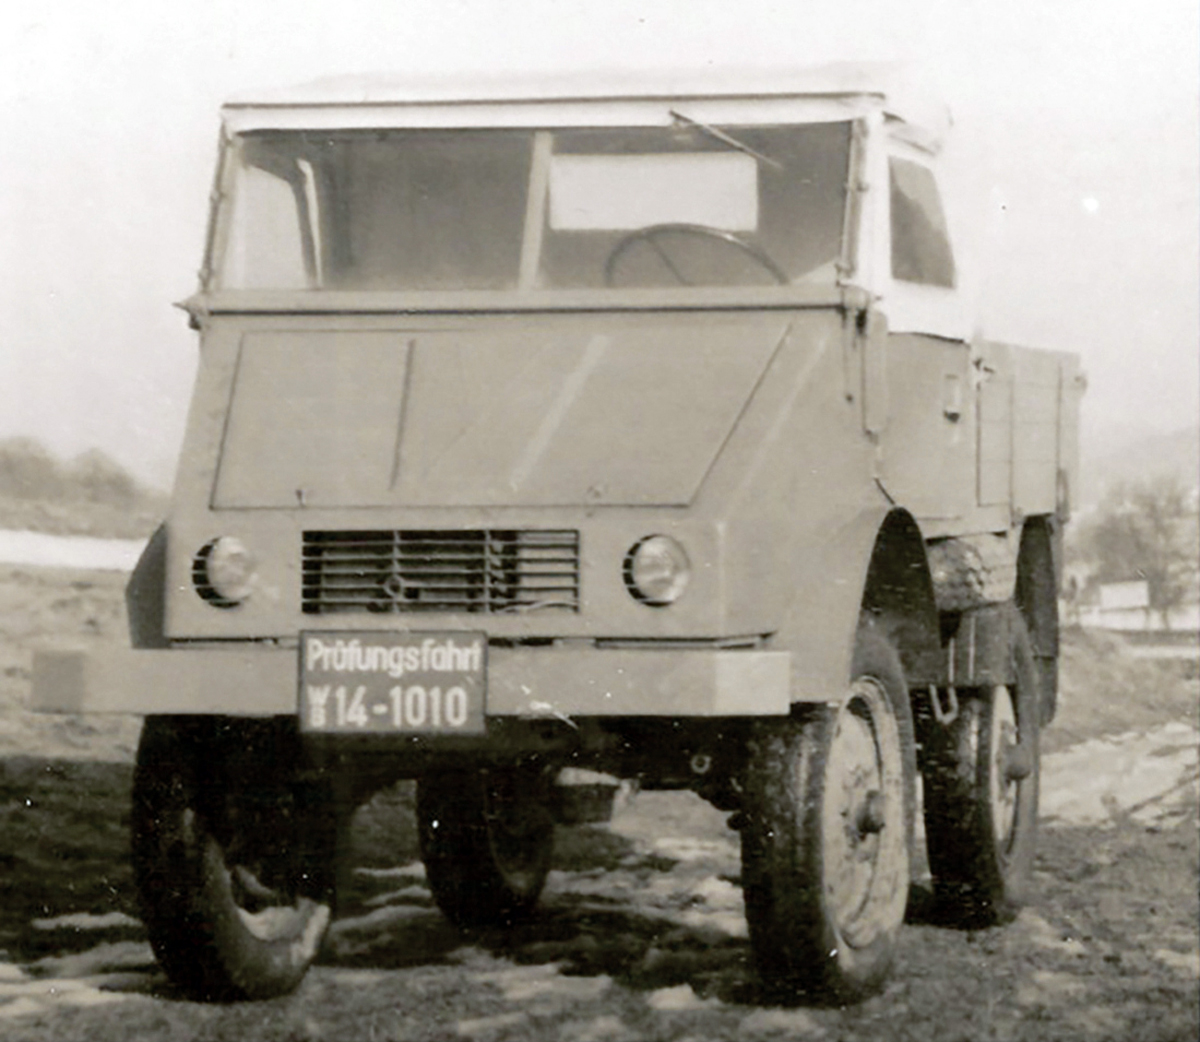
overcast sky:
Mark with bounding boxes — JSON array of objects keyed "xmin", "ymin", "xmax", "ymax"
[{"xmin": 1, "ymin": 0, "xmax": 1196, "ymax": 488}]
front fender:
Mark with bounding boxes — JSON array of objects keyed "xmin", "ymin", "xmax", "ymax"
[
  {"xmin": 126, "ymin": 523, "xmax": 169, "ymax": 648},
  {"xmin": 773, "ymin": 507, "xmax": 938, "ymax": 701}
]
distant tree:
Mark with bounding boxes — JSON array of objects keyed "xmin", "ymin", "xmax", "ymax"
[
  {"xmin": 0, "ymin": 437, "xmax": 67, "ymax": 500},
  {"xmin": 1077, "ymin": 474, "xmax": 1199, "ymax": 628},
  {"xmin": 66, "ymin": 448, "xmax": 140, "ymax": 506},
  {"xmin": 0, "ymin": 438, "xmax": 149, "ymax": 508}
]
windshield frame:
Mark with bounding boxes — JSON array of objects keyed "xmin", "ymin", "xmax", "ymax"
[{"xmin": 201, "ymin": 116, "xmax": 867, "ymax": 306}]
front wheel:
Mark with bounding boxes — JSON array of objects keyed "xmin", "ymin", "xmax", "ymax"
[
  {"xmin": 741, "ymin": 626, "xmax": 916, "ymax": 1002},
  {"xmin": 418, "ymin": 766, "xmax": 554, "ymax": 930},
  {"xmin": 131, "ymin": 717, "xmax": 335, "ymax": 1001}
]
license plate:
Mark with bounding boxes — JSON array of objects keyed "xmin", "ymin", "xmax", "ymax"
[{"xmin": 299, "ymin": 631, "xmax": 486, "ymax": 734}]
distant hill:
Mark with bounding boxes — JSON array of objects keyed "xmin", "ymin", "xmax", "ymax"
[
  {"xmin": 3, "ymin": 426, "xmax": 1194, "ymax": 537},
  {"xmin": 1079, "ymin": 425, "xmax": 1199, "ymax": 508},
  {"xmin": 0, "ymin": 438, "xmax": 167, "ymax": 539}
]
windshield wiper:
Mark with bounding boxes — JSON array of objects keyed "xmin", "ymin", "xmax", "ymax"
[{"xmin": 668, "ymin": 110, "xmax": 784, "ymax": 171}]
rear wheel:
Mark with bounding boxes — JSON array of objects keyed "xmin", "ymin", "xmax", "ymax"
[
  {"xmin": 418, "ymin": 766, "xmax": 554, "ymax": 930},
  {"xmin": 921, "ymin": 608, "xmax": 1040, "ymax": 925},
  {"xmin": 741, "ymin": 626, "xmax": 916, "ymax": 1002},
  {"xmin": 131, "ymin": 717, "xmax": 335, "ymax": 1001}
]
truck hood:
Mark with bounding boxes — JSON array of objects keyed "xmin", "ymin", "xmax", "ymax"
[{"xmin": 212, "ymin": 317, "xmax": 791, "ymax": 508}]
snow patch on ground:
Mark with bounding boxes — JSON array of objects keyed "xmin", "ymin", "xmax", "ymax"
[
  {"xmin": 1015, "ymin": 969, "xmax": 1089, "ymax": 1007},
  {"xmin": 1016, "ymin": 909, "xmax": 1088, "ymax": 956},
  {"xmin": 646, "ymin": 982, "xmax": 723, "ymax": 1011},
  {"xmin": 1154, "ymin": 948, "xmax": 1200, "ymax": 978},
  {"xmin": 0, "ymin": 530, "xmax": 144, "ymax": 571},
  {"xmin": 558, "ymin": 1014, "xmax": 632, "ymax": 1041},
  {"xmin": 354, "ymin": 862, "xmax": 426, "ymax": 882},
  {"xmin": 1041, "ymin": 722, "xmax": 1200, "ymax": 828},
  {"xmin": 29, "ymin": 941, "xmax": 156, "ymax": 980},
  {"xmin": 649, "ymin": 836, "xmax": 740, "ymax": 863},
  {"xmin": 0, "ymin": 962, "xmax": 154, "ymax": 1020},
  {"xmin": 31, "ymin": 910, "xmax": 142, "ymax": 932},
  {"xmin": 473, "ymin": 963, "xmax": 612, "ymax": 1005},
  {"xmin": 362, "ymin": 884, "xmax": 432, "ymax": 908},
  {"xmin": 456, "ymin": 1010, "xmax": 526, "ymax": 1037},
  {"xmin": 738, "ymin": 1006, "xmax": 826, "ymax": 1036}
]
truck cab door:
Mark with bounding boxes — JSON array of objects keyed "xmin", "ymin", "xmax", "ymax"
[{"xmin": 868, "ymin": 145, "xmax": 974, "ymax": 522}]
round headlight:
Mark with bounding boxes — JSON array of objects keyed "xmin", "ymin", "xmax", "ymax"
[
  {"xmin": 624, "ymin": 535, "xmax": 690, "ymax": 606},
  {"xmin": 193, "ymin": 537, "xmax": 257, "ymax": 607}
]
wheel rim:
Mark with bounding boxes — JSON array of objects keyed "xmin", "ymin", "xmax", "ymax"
[
  {"xmin": 988, "ymin": 685, "xmax": 1023, "ymax": 853},
  {"xmin": 821, "ymin": 677, "xmax": 908, "ymax": 950},
  {"xmin": 228, "ymin": 864, "xmax": 327, "ymax": 943},
  {"xmin": 213, "ymin": 792, "xmax": 330, "ymax": 947},
  {"xmin": 235, "ymin": 896, "xmax": 329, "ymax": 945},
  {"xmin": 198, "ymin": 835, "xmax": 329, "ymax": 947}
]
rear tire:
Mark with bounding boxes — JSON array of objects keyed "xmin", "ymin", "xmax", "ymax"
[
  {"xmin": 418, "ymin": 766, "xmax": 554, "ymax": 930},
  {"xmin": 131, "ymin": 717, "xmax": 335, "ymax": 1001},
  {"xmin": 741, "ymin": 625, "xmax": 916, "ymax": 1002},
  {"xmin": 921, "ymin": 607, "xmax": 1040, "ymax": 925}
]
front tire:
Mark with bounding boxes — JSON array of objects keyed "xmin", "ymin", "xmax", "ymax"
[
  {"xmin": 418, "ymin": 766, "xmax": 554, "ymax": 930},
  {"xmin": 741, "ymin": 626, "xmax": 916, "ymax": 1002},
  {"xmin": 131, "ymin": 717, "xmax": 335, "ymax": 1001},
  {"xmin": 920, "ymin": 607, "xmax": 1041, "ymax": 925}
]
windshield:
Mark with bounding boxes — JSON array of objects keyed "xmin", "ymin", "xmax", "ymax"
[{"xmin": 213, "ymin": 122, "xmax": 851, "ymax": 293}]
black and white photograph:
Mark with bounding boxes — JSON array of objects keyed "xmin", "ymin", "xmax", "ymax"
[{"xmin": 1, "ymin": 2, "xmax": 1197, "ymax": 1039}]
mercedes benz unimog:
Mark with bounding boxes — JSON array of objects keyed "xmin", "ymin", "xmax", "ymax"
[{"xmin": 33, "ymin": 65, "xmax": 1083, "ymax": 1003}]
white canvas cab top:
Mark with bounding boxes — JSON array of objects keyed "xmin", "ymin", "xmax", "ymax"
[{"xmin": 221, "ymin": 62, "xmax": 950, "ymax": 153}]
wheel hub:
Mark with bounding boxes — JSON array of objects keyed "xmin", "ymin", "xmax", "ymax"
[
  {"xmin": 857, "ymin": 790, "xmax": 887, "ymax": 835},
  {"xmin": 1001, "ymin": 741, "xmax": 1033, "ymax": 782}
]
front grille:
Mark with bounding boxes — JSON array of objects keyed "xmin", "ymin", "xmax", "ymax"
[{"xmin": 302, "ymin": 530, "xmax": 580, "ymax": 615}]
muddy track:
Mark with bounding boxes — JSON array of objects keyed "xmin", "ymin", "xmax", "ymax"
[{"xmin": 0, "ymin": 764, "xmax": 1196, "ymax": 1042}]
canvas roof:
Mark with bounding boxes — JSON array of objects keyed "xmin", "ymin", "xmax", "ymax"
[{"xmin": 222, "ymin": 62, "xmax": 950, "ymax": 152}]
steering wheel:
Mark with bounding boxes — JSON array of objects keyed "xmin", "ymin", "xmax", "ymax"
[{"xmin": 603, "ymin": 223, "xmax": 788, "ymax": 287}]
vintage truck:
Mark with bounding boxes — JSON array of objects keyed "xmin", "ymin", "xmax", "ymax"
[{"xmin": 33, "ymin": 65, "xmax": 1083, "ymax": 1003}]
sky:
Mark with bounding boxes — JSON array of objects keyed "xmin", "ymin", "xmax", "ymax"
[{"xmin": 1, "ymin": 0, "xmax": 1196, "ymax": 489}]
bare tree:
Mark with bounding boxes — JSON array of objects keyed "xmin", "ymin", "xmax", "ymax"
[{"xmin": 1077, "ymin": 474, "xmax": 1199, "ymax": 629}]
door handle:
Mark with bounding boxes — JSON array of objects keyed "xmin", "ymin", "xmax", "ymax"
[{"xmin": 943, "ymin": 372, "xmax": 963, "ymax": 422}]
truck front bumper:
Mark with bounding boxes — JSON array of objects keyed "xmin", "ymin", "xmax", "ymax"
[{"xmin": 32, "ymin": 644, "xmax": 791, "ymax": 718}]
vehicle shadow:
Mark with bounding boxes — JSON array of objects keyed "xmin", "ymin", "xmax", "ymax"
[{"xmin": 323, "ymin": 822, "xmax": 759, "ymax": 1003}]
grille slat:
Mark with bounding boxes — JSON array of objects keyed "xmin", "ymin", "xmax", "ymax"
[{"xmin": 302, "ymin": 529, "xmax": 580, "ymax": 615}]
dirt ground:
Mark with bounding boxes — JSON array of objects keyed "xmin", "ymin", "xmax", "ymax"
[{"xmin": 0, "ymin": 563, "xmax": 1197, "ymax": 1041}]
